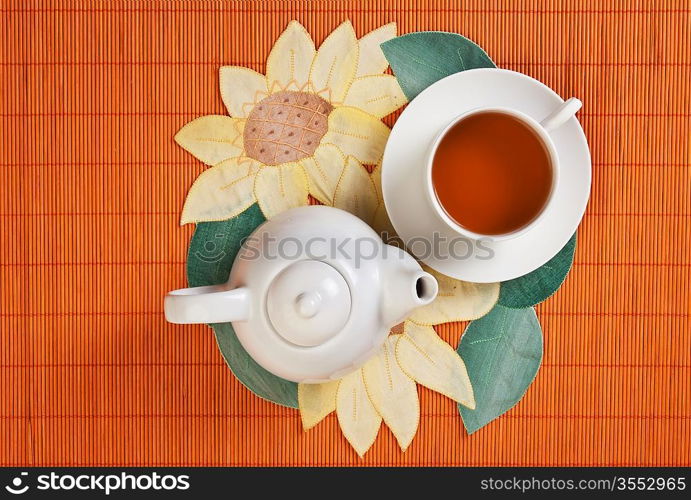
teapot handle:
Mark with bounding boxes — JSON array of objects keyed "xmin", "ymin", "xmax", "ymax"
[{"xmin": 164, "ymin": 285, "xmax": 250, "ymax": 324}]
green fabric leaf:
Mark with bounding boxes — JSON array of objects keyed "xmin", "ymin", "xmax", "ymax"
[
  {"xmin": 498, "ymin": 232, "xmax": 577, "ymax": 309},
  {"xmin": 456, "ymin": 46, "xmax": 494, "ymax": 72},
  {"xmin": 380, "ymin": 31, "xmax": 495, "ymax": 101},
  {"xmin": 186, "ymin": 203, "xmax": 265, "ymax": 288},
  {"xmin": 186, "ymin": 203, "xmax": 299, "ymax": 408},
  {"xmin": 457, "ymin": 305, "xmax": 543, "ymax": 434},
  {"xmin": 211, "ymin": 323, "xmax": 298, "ymax": 408}
]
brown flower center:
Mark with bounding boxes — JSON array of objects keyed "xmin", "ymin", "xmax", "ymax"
[{"xmin": 243, "ymin": 91, "xmax": 333, "ymax": 165}]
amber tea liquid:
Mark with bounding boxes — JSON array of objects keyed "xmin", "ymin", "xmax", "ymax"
[{"xmin": 431, "ymin": 111, "xmax": 553, "ymax": 236}]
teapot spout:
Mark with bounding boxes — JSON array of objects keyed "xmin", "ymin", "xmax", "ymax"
[{"xmin": 380, "ymin": 245, "xmax": 438, "ymax": 327}]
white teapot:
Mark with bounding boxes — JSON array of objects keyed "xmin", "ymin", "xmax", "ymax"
[{"xmin": 165, "ymin": 206, "xmax": 438, "ymax": 383}]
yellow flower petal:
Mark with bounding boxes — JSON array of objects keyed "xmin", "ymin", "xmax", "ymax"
[
  {"xmin": 298, "ymin": 380, "xmax": 339, "ymax": 430},
  {"xmin": 368, "ymin": 163, "xmax": 397, "ymax": 238},
  {"xmin": 300, "ymin": 143, "xmax": 346, "ymax": 205},
  {"xmin": 356, "ymin": 23, "xmax": 397, "ymax": 76},
  {"xmin": 180, "ymin": 157, "xmax": 259, "ymax": 225},
  {"xmin": 323, "ymin": 106, "xmax": 390, "ymax": 164},
  {"xmin": 397, "ymin": 322, "xmax": 475, "ymax": 409},
  {"xmin": 362, "ymin": 336, "xmax": 419, "ymax": 452},
  {"xmin": 333, "ymin": 156, "xmax": 378, "ymax": 223},
  {"xmin": 174, "ymin": 115, "xmax": 244, "ymax": 166},
  {"xmin": 371, "ymin": 162, "xmax": 384, "ymax": 200},
  {"xmin": 372, "ymin": 205, "xmax": 397, "ymax": 239},
  {"xmin": 344, "ymin": 75, "xmax": 407, "ymax": 118},
  {"xmin": 309, "ymin": 21, "xmax": 358, "ymax": 103},
  {"xmin": 266, "ymin": 21, "xmax": 316, "ymax": 91},
  {"xmin": 254, "ymin": 162, "xmax": 309, "ymax": 219},
  {"xmin": 219, "ymin": 66, "xmax": 267, "ymax": 117},
  {"xmin": 336, "ymin": 369, "xmax": 382, "ymax": 457},
  {"xmin": 409, "ymin": 266, "xmax": 500, "ymax": 324}
]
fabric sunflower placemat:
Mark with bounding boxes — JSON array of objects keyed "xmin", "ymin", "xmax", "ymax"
[{"xmin": 173, "ymin": 20, "xmax": 578, "ymax": 457}]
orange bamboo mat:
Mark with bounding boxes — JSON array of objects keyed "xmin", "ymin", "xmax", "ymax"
[{"xmin": 1, "ymin": 0, "xmax": 689, "ymax": 466}]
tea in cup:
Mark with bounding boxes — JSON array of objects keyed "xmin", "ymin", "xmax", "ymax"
[{"xmin": 425, "ymin": 98, "xmax": 582, "ymax": 240}]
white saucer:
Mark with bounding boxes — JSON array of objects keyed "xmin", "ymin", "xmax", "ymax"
[{"xmin": 382, "ymin": 68, "xmax": 591, "ymax": 283}]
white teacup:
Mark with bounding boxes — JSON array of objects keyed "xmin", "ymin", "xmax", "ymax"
[{"xmin": 423, "ymin": 97, "xmax": 583, "ymax": 242}]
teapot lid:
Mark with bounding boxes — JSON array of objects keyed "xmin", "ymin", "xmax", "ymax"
[
  {"xmin": 229, "ymin": 205, "xmax": 401, "ymax": 382},
  {"xmin": 266, "ymin": 260, "xmax": 351, "ymax": 347}
]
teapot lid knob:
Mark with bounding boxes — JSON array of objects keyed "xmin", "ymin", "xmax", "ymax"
[
  {"xmin": 267, "ymin": 261, "xmax": 351, "ymax": 347},
  {"xmin": 295, "ymin": 291, "xmax": 322, "ymax": 318}
]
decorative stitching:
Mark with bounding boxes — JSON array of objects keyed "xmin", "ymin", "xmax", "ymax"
[
  {"xmin": 278, "ymin": 166, "xmax": 286, "ymax": 197},
  {"xmin": 196, "ymin": 138, "xmax": 239, "ymax": 145},
  {"xmin": 395, "ymin": 327, "xmax": 475, "ymax": 408},
  {"xmin": 325, "ymin": 57, "xmax": 337, "ymax": 90},
  {"xmin": 243, "ymin": 138, "xmax": 313, "ymax": 158},
  {"xmin": 361, "ymin": 338, "xmax": 418, "ymax": 452},
  {"xmin": 406, "ymin": 55, "xmax": 447, "ymax": 75},
  {"xmin": 468, "ymin": 335, "xmax": 503, "ymax": 345},
  {"xmin": 329, "ymin": 128, "xmax": 369, "ymax": 140},
  {"xmin": 246, "ymin": 102, "xmax": 330, "ymax": 117},
  {"xmin": 382, "ymin": 342, "xmax": 393, "ymax": 390},
  {"xmin": 219, "ymin": 174, "xmax": 253, "ymax": 192},
  {"xmin": 311, "ymin": 152, "xmax": 329, "ymax": 183},
  {"xmin": 401, "ymin": 335, "xmax": 435, "ymax": 364},
  {"xmin": 365, "ymin": 94, "xmax": 390, "ymax": 104}
]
